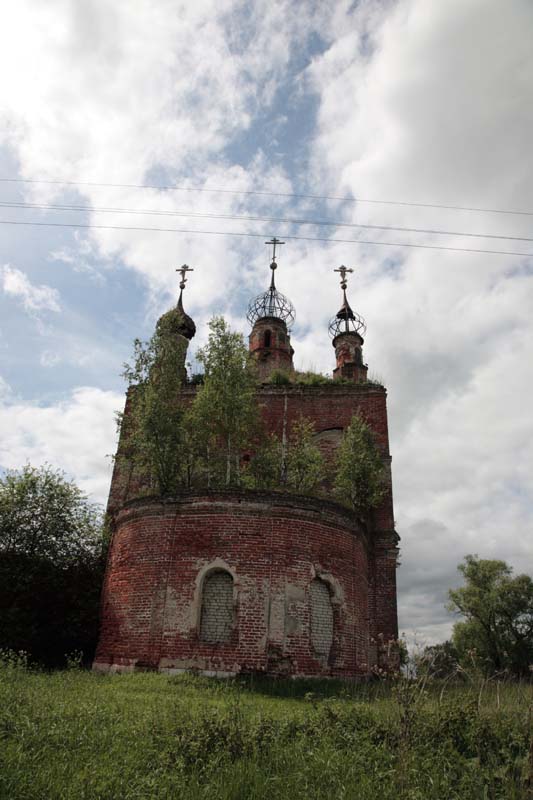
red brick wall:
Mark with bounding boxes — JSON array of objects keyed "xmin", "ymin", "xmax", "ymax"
[
  {"xmin": 257, "ymin": 383, "xmax": 389, "ymax": 449},
  {"xmin": 249, "ymin": 318, "xmax": 294, "ymax": 380},
  {"xmin": 108, "ymin": 384, "xmax": 392, "ymax": 514},
  {"xmin": 256, "ymin": 384, "xmax": 395, "ymax": 532},
  {"xmin": 100, "ymin": 381, "xmax": 399, "ymax": 677},
  {"xmin": 94, "ymin": 493, "xmax": 399, "ymax": 677},
  {"xmin": 332, "ymin": 332, "xmax": 368, "ymax": 382}
]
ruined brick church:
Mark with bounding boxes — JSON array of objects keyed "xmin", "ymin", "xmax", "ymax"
[{"xmin": 94, "ymin": 242, "xmax": 399, "ymax": 677}]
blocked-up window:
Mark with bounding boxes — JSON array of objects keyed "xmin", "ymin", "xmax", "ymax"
[
  {"xmin": 312, "ymin": 428, "xmax": 343, "ymax": 461},
  {"xmin": 200, "ymin": 570, "xmax": 233, "ymax": 643},
  {"xmin": 310, "ymin": 579, "xmax": 333, "ymax": 658}
]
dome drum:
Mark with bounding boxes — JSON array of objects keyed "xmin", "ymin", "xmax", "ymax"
[{"xmin": 248, "ymin": 316, "xmax": 294, "ymax": 380}]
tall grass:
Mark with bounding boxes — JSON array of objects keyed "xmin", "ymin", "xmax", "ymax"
[{"xmin": 1, "ymin": 658, "xmax": 532, "ymax": 799}]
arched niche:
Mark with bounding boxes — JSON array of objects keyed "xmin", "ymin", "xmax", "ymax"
[
  {"xmin": 199, "ymin": 569, "xmax": 234, "ymax": 644},
  {"xmin": 309, "ymin": 577, "xmax": 334, "ymax": 659}
]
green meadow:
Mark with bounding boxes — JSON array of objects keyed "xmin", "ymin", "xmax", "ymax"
[{"xmin": 1, "ymin": 661, "xmax": 532, "ymax": 800}]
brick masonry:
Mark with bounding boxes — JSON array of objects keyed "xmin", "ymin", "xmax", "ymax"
[
  {"xmin": 97, "ymin": 381, "xmax": 399, "ymax": 678},
  {"xmin": 248, "ymin": 317, "xmax": 294, "ymax": 381}
]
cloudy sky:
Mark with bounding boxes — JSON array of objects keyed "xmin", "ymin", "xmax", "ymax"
[{"xmin": 1, "ymin": 0, "xmax": 532, "ymax": 644}]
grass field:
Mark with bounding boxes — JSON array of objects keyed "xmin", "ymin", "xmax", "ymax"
[{"xmin": 1, "ymin": 659, "xmax": 532, "ymax": 799}]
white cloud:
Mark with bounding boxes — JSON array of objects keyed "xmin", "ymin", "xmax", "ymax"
[
  {"xmin": 39, "ymin": 350, "xmax": 61, "ymax": 368},
  {"xmin": 49, "ymin": 239, "xmax": 107, "ymax": 285},
  {"xmin": 306, "ymin": 0, "xmax": 533, "ymax": 642},
  {"xmin": 0, "ymin": 386, "xmax": 121, "ymax": 502},
  {"xmin": 0, "ymin": 0, "xmax": 324, "ymax": 309},
  {"xmin": 1, "ymin": 264, "xmax": 61, "ymax": 313}
]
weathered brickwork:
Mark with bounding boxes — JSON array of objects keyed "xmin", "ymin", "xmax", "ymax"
[
  {"xmin": 94, "ymin": 488, "xmax": 398, "ymax": 677},
  {"xmin": 248, "ymin": 317, "xmax": 294, "ymax": 380},
  {"xmin": 107, "ymin": 382, "xmax": 393, "ymax": 523},
  {"xmin": 333, "ymin": 331, "xmax": 368, "ymax": 382}
]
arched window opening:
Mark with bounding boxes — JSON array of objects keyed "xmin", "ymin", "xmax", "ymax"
[
  {"xmin": 312, "ymin": 428, "xmax": 343, "ymax": 460},
  {"xmin": 264, "ymin": 329, "xmax": 272, "ymax": 348},
  {"xmin": 200, "ymin": 570, "xmax": 233, "ymax": 643},
  {"xmin": 309, "ymin": 578, "xmax": 333, "ymax": 659}
]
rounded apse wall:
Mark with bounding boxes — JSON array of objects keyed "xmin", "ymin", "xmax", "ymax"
[{"xmin": 93, "ymin": 492, "xmax": 371, "ymax": 678}]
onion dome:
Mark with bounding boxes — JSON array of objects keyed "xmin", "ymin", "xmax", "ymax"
[
  {"xmin": 246, "ymin": 238, "xmax": 295, "ymax": 328},
  {"xmin": 156, "ymin": 292, "xmax": 196, "ymax": 341},
  {"xmin": 156, "ymin": 264, "xmax": 196, "ymax": 341},
  {"xmin": 328, "ymin": 266, "xmax": 366, "ymax": 339},
  {"xmin": 176, "ymin": 291, "xmax": 196, "ymax": 340}
]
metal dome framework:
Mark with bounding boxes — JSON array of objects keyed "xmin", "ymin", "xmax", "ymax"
[
  {"xmin": 328, "ymin": 307, "xmax": 367, "ymax": 340},
  {"xmin": 246, "ymin": 286, "xmax": 296, "ymax": 328},
  {"xmin": 328, "ymin": 265, "xmax": 366, "ymax": 340},
  {"xmin": 247, "ymin": 239, "xmax": 296, "ymax": 329}
]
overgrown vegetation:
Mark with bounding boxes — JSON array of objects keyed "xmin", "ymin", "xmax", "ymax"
[
  {"xmin": 120, "ymin": 313, "xmax": 189, "ymax": 496},
  {"xmin": 267, "ymin": 368, "xmax": 333, "ymax": 385},
  {"xmin": 0, "ymin": 465, "xmax": 105, "ymax": 667},
  {"xmin": 1, "ymin": 661, "xmax": 532, "ymax": 799},
  {"xmin": 119, "ymin": 315, "xmax": 387, "ymax": 512},
  {"xmin": 334, "ymin": 415, "xmax": 387, "ymax": 514},
  {"xmin": 193, "ymin": 316, "xmax": 259, "ymax": 487},
  {"xmin": 119, "ymin": 316, "xmax": 260, "ymax": 493},
  {"xmin": 285, "ymin": 418, "xmax": 325, "ymax": 493},
  {"xmin": 268, "ymin": 368, "xmax": 384, "ymax": 387}
]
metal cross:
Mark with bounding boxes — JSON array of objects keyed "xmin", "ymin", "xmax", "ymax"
[
  {"xmin": 176, "ymin": 264, "xmax": 194, "ymax": 291},
  {"xmin": 265, "ymin": 237, "xmax": 285, "ymax": 265},
  {"xmin": 334, "ymin": 265, "xmax": 353, "ymax": 291}
]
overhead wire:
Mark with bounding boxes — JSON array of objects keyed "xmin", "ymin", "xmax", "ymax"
[
  {"xmin": 0, "ymin": 199, "xmax": 531, "ymax": 243},
  {"xmin": 1, "ymin": 176, "xmax": 533, "ymax": 217},
  {"xmin": 0, "ymin": 218, "xmax": 531, "ymax": 257}
]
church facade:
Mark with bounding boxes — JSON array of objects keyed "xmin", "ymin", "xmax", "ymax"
[{"xmin": 93, "ymin": 247, "xmax": 399, "ymax": 678}]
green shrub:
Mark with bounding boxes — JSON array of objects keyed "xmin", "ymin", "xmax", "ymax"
[
  {"xmin": 268, "ymin": 369, "xmax": 292, "ymax": 385},
  {"xmin": 294, "ymin": 370, "xmax": 331, "ymax": 385},
  {"xmin": 334, "ymin": 415, "xmax": 386, "ymax": 514}
]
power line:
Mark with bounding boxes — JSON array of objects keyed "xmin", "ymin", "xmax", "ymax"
[
  {"xmin": 1, "ymin": 176, "xmax": 532, "ymax": 217},
  {"xmin": 0, "ymin": 200, "xmax": 532, "ymax": 243},
  {"xmin": 0, "ymin": 217, "xmax": 531, "ymax": 257}
]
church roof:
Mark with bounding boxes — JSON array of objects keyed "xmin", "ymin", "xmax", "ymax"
[{"xmin": 156, "ymin": 290, "xmax": 196, "ymax": 341}]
